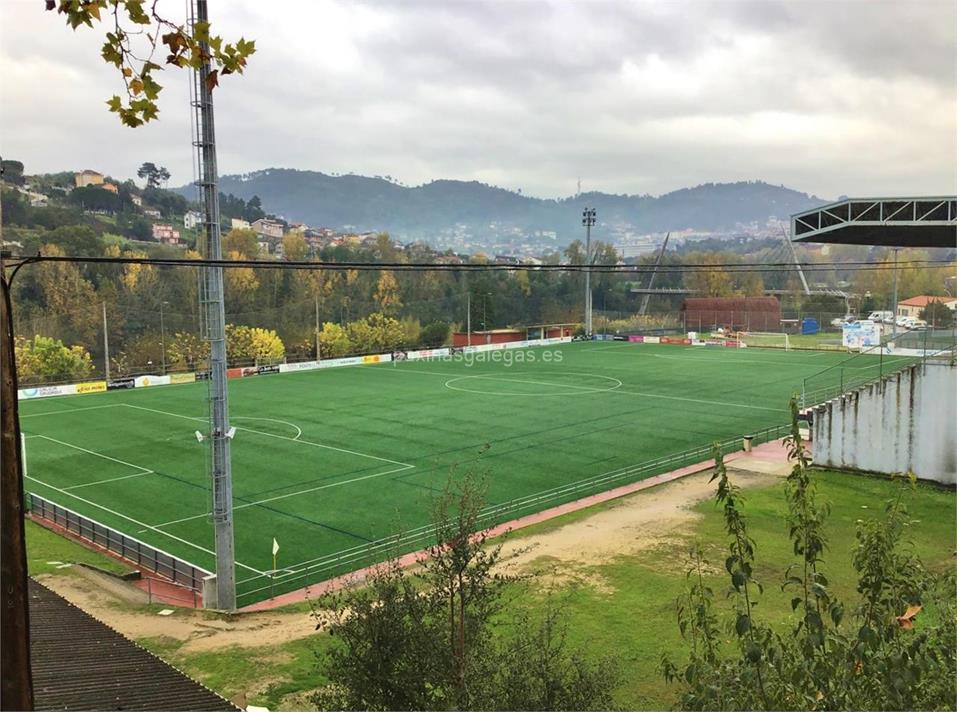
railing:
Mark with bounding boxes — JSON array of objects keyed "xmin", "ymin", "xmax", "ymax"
[
  {"xmin": 800, "ymin": 341, "xmax": 956, "ymax": 409},
  {"xmin": 26, "ymin": 493, "xmax": 211, "ymax": 593},
  {"xmin": 235, "ymin": 422, "xmax": 790, "ymax": 605}
]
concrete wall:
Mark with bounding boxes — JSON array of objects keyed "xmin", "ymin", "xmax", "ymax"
[{"xmin": 811, "ymin": 362, "xmax": 957, "ymax": 484}]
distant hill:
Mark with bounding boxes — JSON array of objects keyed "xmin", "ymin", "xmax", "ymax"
[{"xmin": 180, "ymin": 169, "xmax": 826, "ymax": 239}]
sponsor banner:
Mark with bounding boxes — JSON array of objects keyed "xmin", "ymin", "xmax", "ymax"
[
  {"xmin": 691, "ymin": 340, "xmax": 707, "ymax": 346},
  {"xmin": 169, "ymin": 372, "xmax": 196, "ymax": 384},
  {"xmin": 256, "ymin": 364, "xmax": 281, "ymax": 375},
  {"xmin": 18, "ymin": 384, "xmax": 78, "ymax": 400},
  {"xmin": 195, "ymin": 370, "xmax": 211, "ymax": 381},
  {"xmin": 643, "ymin": 336, "xmax": 661, "ymax": 344},
  {"xmin": 135, "ymin": 375, "xmax": 171, "ymax": 388},
  {"xmin": 628, "ymin": 335, "xmax": 644, "ymax": 342},
  {"xmin": 225, "ymin": 368, "xmax": 244, "ymax": 379},
  {"xmin": 363, "ymin": 355, "xmax": 382, "ymax": 364},
  {"xmin": 108, "ymin": 377, "xmax": 136, "ymax": 390},
  {"xmin": 318, "ymin": 356, "xmax": 365, "ymax": 369},
  {"xmin": 843, "ymin": 320, "xmax": 881, "ymax": 350},
  {"xmin": 75, "ymin": 381, "xmax": 107, "ymax": 394},
  {"xmin": 612, "ymin": 335, "xmax": 628, "ymax": 341},
  {"xmin": 278, "ymin": 361, "xmax": 319, "ymax": 373},
  {"xmin": 723, "ymin": 340, "xmax": 741, "ymax": 348}
]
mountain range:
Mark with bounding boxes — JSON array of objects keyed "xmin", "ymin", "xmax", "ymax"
[{"xmin": 182, "ymin": 169, "xmax": 827, "ymax": 240}]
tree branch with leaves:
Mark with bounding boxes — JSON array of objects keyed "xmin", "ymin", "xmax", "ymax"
[{"xmin": 48, "ymin": 0, "xmax": 255, "ymax": 127}]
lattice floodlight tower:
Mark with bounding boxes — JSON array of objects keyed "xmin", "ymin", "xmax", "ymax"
[{"xmin": 190, "ymin": 0, "xmax": 236, "ymax": 610}]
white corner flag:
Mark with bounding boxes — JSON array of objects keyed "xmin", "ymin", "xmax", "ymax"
[{"xmin": 272, "ymin": 538, "xmax": 280, "ymax": 556}]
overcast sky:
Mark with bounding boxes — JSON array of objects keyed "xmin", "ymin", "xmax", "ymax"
[{"xmin": 1, "ymin": 0, "xmax": 955, "ymax": 199}]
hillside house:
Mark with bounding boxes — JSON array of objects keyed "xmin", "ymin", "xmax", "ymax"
[
  {"xmin": 74, "ymin": 170, "xmax": 104, "ymax": 188},
  {"xmin": 152, "ymin": 223, "xmax": 181, "ymax": 245},
  {"xmin": 184, "ymin": 210, "xmax": 203, "ymax": 230},
  {"xmin": 897, "ymin": 296, "xmax": 957, "ymax": 318},
  {"xmin": 252, "ymin": 218, "xmax": 284, "ymax": 239}
]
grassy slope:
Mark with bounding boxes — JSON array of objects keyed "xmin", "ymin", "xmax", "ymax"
[
  {"xmin": 26, "ymin": 519, "xmax": 132, "ymax": 576},
  {"xmin": 19, "ymin": 342, "xmax": 901, "ymax": 604},
  {"xmin": 129, "ymin": 470, "xmax": 955, "ymax": 709},
  {"xmin": 532, "ymin": 471, "xmax": 956, "ymax": 708}
]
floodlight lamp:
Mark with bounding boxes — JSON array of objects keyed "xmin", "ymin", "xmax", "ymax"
[
  {"xmin": 226, "ymin": 426, "xmax": 237, "ymax": 440},
  {"xmin": 194, "ymin": 430, "xmax": 204, "ymax": 442}
]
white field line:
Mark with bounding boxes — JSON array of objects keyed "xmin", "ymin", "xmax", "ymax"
[
  {"xmin": 123, "ymin": 403, "xmax": 412, "ymax": 468},
  {"xmin": 25, "ymin": 473, "xmax": 266, "ymax": 576},
  {"xmin": 19, "ymin": 403, "xmax": 124, "ymax": 418},
  {"xmin": 446, "ymin": 373, "xmax": 622, "ymax": 393},
  {"xmin": 358, "ymin": 364, "xmax": 783, "ymax": 412},
  {"xmin": 63, "ymin": 470, "xmax": 157, "ymax": 490},
  {"xmin": 35, "ymin": 434, "xmax": 154, "ymax": 473},
  {"xmin": 153, "ymin": 463, "xmax": 414, "ymax": 529},
  {"xmin": 231, "ymin": 416, "xmax": 302, "ymax": 440}
]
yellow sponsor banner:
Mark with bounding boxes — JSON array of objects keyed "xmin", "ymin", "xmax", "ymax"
[
  {"xmin": 170, "ymin": 372, "xmax": 196, "ymax": 385},
  {"xmin": 362, "ymin": 355, "xmax": 381, "ymax": 364},
  {"xmin": 76, "ymin": 381, "xmax": 107, "ymax": 394}
]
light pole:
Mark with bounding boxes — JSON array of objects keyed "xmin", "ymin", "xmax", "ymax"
[
  {"xmin": 159, "ymin": 301, "xmax": 168, "ymax": 375},
  {"xmin": 466, "ymin": 292, "xmax": 471, "ymax": 347},
  {"xmin": 582, "ymin": 208, "xmax": 596, "ymax": 336},
  {"xmin": 482, "ymin": 292, "xmax": 491, "ymax": 339},
  {"xmin": 891, "ymin": 247, "xmax": 900, "ymax": 338}
]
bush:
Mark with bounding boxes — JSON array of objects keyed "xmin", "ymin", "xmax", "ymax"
[
  {"xmin": 15, "ymin": 335, "xmax": 94, "ymax": 385},
  {"xmin": 419, "ymin": 321, "xmax": 450, "ymax": 348}
]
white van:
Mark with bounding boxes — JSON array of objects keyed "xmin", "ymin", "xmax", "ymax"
[{"xmin": 868, "ymin": 311, "xmax": 894, "ymax": 323}]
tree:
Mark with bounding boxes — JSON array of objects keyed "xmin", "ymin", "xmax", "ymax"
[
  {"xmin": 318, "ymin": 322, "xmax": 350, "ymax": 358},
  {"xmin": 314, "ymin": 473, "xmax": 617, "ymax": 710},
  {"xmin": 374, "ymin": 270, "xmax": 402, "ymax": 315},
  {"xmin": 282, "ymin": 232, "xmax": 309, "ymax": 261},
  {"xmin": 919, "ymin": 300, "xmax": 953, "ymax": 328},
  {"xmin": 420, "ymin": 321, "xmax": 450, "ymax": 348},
  {"xmin": 225, "ymin": 324, "xmax": 284, "ymax": 365},
  {"xmin": 1, "ymin": 159, "xmax": 25, "ymax": 186},
  {"xmin": 167, "ymin": 332, "xmax": 208, "ymax": 371},
  {"xmin": 137, "ymin": 162, "xmax": 170, "ymax": 189},
  {"xmin": 661, "ymin": 401, "xmax": 957, "ymax": 710},
  {"xmin": 223, "ymin": 228, "xmax": 260, "ymax": 259},
  {"xmin": 49, "ymin": 0, "xmax": 255, "ymax": 127},
  {"xmin": 14, "ymin": 335, "xmax": 93, "ymax": 384}
]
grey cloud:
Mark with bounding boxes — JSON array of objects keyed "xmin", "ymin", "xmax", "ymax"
[{"xmin": 1, "ymin": 0, "xmax": 954, "ymax": 199}]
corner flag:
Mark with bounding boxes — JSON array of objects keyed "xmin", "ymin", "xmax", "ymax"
[{"xmin": 272, "ymin": 538, "xmax": 280, "ymax": 556}]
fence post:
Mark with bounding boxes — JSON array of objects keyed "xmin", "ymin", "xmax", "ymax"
[{"xmin": 147, "ymin": 577, "xmax": 152, "ymax": 605}]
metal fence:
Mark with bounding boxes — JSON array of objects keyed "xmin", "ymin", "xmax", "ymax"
[
  {"xmin": 26, "ymin": 493, "xmax": 211, "ymax": 592},
  {"xmin": 235, "ymin": 422, "xmax": 791, "ymax": 605}
]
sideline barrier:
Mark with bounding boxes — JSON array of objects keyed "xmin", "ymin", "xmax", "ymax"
[
  {"xmin": 26, "ymin": 493, "xmax": 210, "ymax": 595},
  {"xmin": 16, "ymin": 337, "xmax": 573, "ymax": 401},
  {"xmin": 233, "ymin": 421, "xmax": 790, "ymax": 606}
]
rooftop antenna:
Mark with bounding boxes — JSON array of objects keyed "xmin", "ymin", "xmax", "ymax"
[{"xmin": 190, "ymin": 0, "xmax": 236, "ymax": 610}]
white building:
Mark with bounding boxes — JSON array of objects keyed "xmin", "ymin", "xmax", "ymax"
[{"xmin": 184, "ymin": 210, "xmax": 203, "ymax": 230}]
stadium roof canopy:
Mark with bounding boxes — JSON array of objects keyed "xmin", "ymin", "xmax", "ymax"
[{"xmin": 791, "ymin": 197, "xmax": 957, "ymax": 248}]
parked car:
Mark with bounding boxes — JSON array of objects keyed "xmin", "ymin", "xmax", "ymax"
[
  {"xmin": 896, "ymin": 316, "xmax": 911, "ymax": 327},
  {"xmin": 882, "ymin": 315, "xmax": 896, "ymax": 325},
  {"xmin": 830, "ymin": 315, "xmax": 857, "ymax": 328}
]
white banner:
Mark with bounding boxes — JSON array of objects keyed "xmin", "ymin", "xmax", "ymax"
[
  {"xmin": 643, "ymin": 336, "xmax": 661, "ymax": 344},
  {"xmin": 18, "ymin": 384, "xmax": 78, "ymax": 400},
  {"xmin": 134, "ymin": 375, "xmax": 171, "ymax": 388},
  {"xmin": 843, "ymin": 320, "xmax": 881, "ymax": 350},
  {"xmin": 279, "ymin": 360, "xmax": 319, "ymax": 373}
]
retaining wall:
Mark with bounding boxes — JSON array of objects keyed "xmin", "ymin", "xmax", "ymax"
[{"xmin": 811, "ymin": 362, "xmax": 957, "ymax": 484}]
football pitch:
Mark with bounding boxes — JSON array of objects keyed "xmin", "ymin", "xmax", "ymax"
[{"xmin": 19, "ymin": 341, "xmax": 907, "ymax": 606}]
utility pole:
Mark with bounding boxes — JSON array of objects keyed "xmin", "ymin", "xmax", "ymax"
[
  {"xmin": 892, "ymin": 247, "xmax": 900, "ymax": 339},
  {"xmin": 582, "ymin": 207, "xmax": 596, "ymax": 336},
  {"xmin": 159, "ymin": 301, "xmax": 167, "ymax": 375},
  {"xmin": 192, "ymin": 0, "xmax": 235, "ymax": 610},
  {"xmin": 102, "ymin": 302, "xmax": 111, "ymax": 381},
  {"xmin": 316, "ymin": 294, "xmax": 321, "ymax": 361},
  {"xmin": 466, "ymin": 292, "xmax": 471, "ymax": 347}
]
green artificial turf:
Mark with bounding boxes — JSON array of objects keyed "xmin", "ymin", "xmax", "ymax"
[{"xmin": 18, "ymin": 341, "xmax": 912, "ymax": 605}]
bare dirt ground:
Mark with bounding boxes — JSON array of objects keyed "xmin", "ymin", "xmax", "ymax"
[{"xmin": 36, "ymin": 455, "xmax": 789, "ymax": 653}]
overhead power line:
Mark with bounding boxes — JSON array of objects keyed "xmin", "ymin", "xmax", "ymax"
[{"xmin": 3, "ymin": 253, "xmax": 953, "ymax": 277}]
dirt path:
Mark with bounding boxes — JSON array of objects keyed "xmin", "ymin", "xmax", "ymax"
[
  {"xmin": 36, "ymin": 455, "xmax": 789, "ymax": 651},
  {"xmin": 35, "ymin": 572, "xmax": 318, "ymax": 653},
  {"xmin": 498, "ymin": 457, "xmax": 788, "ymax": 589}
]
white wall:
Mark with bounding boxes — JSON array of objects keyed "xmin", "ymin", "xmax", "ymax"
[{"xmin": 811, "ymin": 362, "xmax": 957, "ymax": 484}]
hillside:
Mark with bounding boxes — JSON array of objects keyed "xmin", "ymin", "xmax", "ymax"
[{"xmin": 181, "ymin": 169, "xmax": 826, "ymax": 238}]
